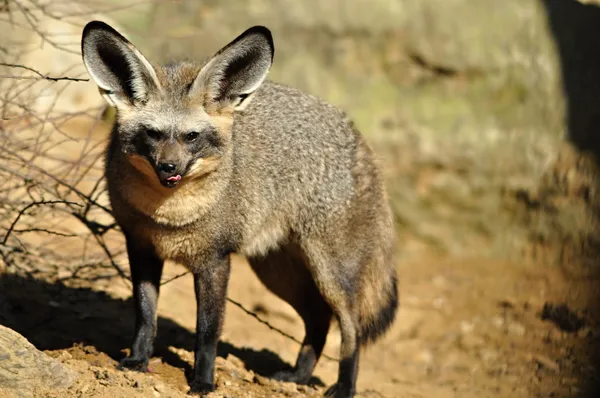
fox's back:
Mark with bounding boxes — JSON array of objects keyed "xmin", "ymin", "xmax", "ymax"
[{"xmin": 230, "ymin": 81, "xmax": 370, "ymax": 225}]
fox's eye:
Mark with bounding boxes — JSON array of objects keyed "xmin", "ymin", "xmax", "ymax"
[
  {"xmin": 185, "ymin": 131, "xmax": 199, "ymax": 142},
  {"xmin": 146, "ymin": 129, "xmax": 161, "ymax": 140}
]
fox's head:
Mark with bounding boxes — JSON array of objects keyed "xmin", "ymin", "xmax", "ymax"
[{"xmin": 81, "ymin": 21, "xmax": 274, "ymax": 188}]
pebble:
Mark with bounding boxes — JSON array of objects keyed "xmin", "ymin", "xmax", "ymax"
[
  {"xmin": 154, "ymin": 382, "xmax": 166, "ymax": 393},
  {"xmin": 79, "ymin": 384, "xmax": 89, "ymax": 394},
  {"xmin": 243, "ymin": 370, "xmax": 255, "ymax": 383},
  {"xmin": 491, "ymin": 316, "xmax": 504, "ymax": 328},
  {"xmin": 433, "ymin": 297, "xmax": 446, "ymax": 309},
  {"xmin": 507, "ymin": 321, "xmax": 526, "ymax": 336},
  {"xmin": 226, "ymin": 354, "xmax": 245, "ymax": 369},
  {"xmin": 253, "ymin": 374, "xmax": 271, "ymax": 386},
  {"xmin": 459, "ymin": 320, "xmax": 475, "ymax": 333},
  {"xmin": 533, "ymin": 354, "xmax": 559, "ymax": 373}
]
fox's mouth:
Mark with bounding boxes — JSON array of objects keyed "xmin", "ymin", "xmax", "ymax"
[{"xmin": 160, "ymin": 174, "xmax": 182, "ymax": 188}]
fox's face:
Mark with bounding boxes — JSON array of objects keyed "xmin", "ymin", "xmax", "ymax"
[
  {"xmin": 81, "ymin": 22, "xmax": 274, "ymax": 188},
  {"xmin": 110, "ymin": 83, "xmax": 231, "ymax": 188}
]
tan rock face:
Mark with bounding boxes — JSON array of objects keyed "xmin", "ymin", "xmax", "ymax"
[{"xmin": 0, "ymin": 325, "xmax": 78, "ymax": 390}]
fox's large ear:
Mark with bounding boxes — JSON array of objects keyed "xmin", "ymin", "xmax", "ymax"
[
  {"xmin": 190, "ymin": 26, "xmax": 274, "ymax": 113},
  {"xmin": 81, "ymin": 21, "xmax": 162, "ymax": 108}
]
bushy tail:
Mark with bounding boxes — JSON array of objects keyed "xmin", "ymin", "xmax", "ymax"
[{"xmin": 358, "ymin": 274, "xmax": 398, "ymax": 345}]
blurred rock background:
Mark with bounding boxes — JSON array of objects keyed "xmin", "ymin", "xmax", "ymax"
[
  {"xmin": 3, "ymin": 0, "xmax": 600, "ymax": 269},
  {"xmin": 103, "ymin": 0, "xmax": 599, "ymax": 265}
]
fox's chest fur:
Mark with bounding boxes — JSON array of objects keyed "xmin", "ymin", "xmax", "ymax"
[
  {"xmin": 108, "ymin": 164, "xmax": 290, "ymax": 265},
  {"xmin": 119, "ymin": 173, "xmax": 218, "ymax": 227},
  {"xmin": 137, "ymin": 218, "xmax": 288, "ymax": 265},
  {"xmin": 117, "ymin": 207, "xmax": 289, "ymax": 266}
]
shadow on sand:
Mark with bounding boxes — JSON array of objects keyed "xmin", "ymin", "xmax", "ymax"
[{"xmin": 0, "ymin": 272, "xmax": 324, "ymax": 386}]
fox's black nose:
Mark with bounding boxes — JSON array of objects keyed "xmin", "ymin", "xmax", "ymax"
[{"xmin": 159, "ymin": 162, "xmax": 176, "ymax": 173}]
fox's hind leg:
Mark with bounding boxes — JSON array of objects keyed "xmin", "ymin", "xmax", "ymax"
[
  {"xmin": 301, "ymin": 239, "xmax": 360, "ymax": 398},
  {"xmin": 247, "ymin": 245, "xmax": 332, "ymax": 384}
]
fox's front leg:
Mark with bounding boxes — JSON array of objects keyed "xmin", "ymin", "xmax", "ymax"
[
  {"xmin": 189, "ymin": 253, "xmax": 231, "ymax": 395},
  {"xmin": 118, "ymin": 235, "xmax": 164, "ymax": 372}
]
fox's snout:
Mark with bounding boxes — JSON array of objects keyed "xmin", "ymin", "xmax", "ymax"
[
  {"xmin": 156, "ymin": 160, "xmax": 183, "ymax": 188},
  {"xmin": 147, "ymin": 139, "xmax": 190, "ymax": 188}
]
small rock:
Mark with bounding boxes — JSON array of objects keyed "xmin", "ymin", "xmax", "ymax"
[
  {"xmin": 433, "ymin": 297, "xmax": 446, "ymax": 309},
  {"xmin": 533, "ymin": 354, "xmax": 560, "ymax": 373},
  {"xmin": 55, "ymin": 351, "xmax": 73, "ymax": 361},
  {"xmin": 577, "ymin": 326, "xmax": 593, "ymax": 339},
  {"xmin": 225, "ymin": 354, "xmax": 245, "ymax": 369},
  {"xmin": 507, "ymin": 321, "xmax": 526, "ymax": 336},
  {"xmin": 243, "ymin": 370, "xmax": 255, "ymax": 383},
  {"xmin": 215, "ymin": 356, "xmax": 227, "ymax": 366},
  {"xmin": 432, "ymin": 276, "xmax": 447, "ymax": 288},
  {"xmin": 459, "ymin": 320, "xmax": 475, "ymax": 333},
  {"xmin": 154, "ymin": 382, "xmax": 166, "ymax": 393},
  {"xmin": 279, "ymin": 381, "xmax": 298, "ymax": 393},
  {"xmin": 57, "ymin": 269, "xmax": 72, "ymax": 280},
  {"xmin": 253, "ymin": 374, "xmax": 272, "ymax": 386},
  {"xmin": 416, "ymin": 349, "xmax": 434, "ymax": 364},
  {"xmin": 458, "ymin": 333, "xmax": 485, "ymax": 350},
  {"xmin": 480, "ymin": 348, "xmax": 499, "ymax": 363},
  {"xmin": 48, "ymin": 300, "xmax": 61, "ymax": 308},
  {"xmin": 297, "ymin": 385, "xmax": 312, "ymax": 393},
  {"xmin": 491, "ymin": 316, "xmax": 504, "ymax": 328},
  {"xmin": 93, "ymin": 368, "xmax": 109, "ymax": 380}
]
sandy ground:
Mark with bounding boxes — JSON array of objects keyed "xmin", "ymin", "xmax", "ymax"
[{"xmin": 2, "ymin": 249, "xmax": 599, "ymax": 398}]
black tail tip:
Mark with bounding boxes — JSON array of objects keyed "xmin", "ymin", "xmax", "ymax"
[{"xmin": 359, "ymin": 276, "xmax": 399, "ymax": 345}]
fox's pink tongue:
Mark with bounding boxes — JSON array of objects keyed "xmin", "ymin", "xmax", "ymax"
[{"xmin": 167, "ymin": 175, "xmax": 181, "ymax": 182}]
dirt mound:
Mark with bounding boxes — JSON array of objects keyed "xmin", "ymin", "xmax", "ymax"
[
  {"xmin": 37, "ymin": 346, "xmax": 323, "ymax": 398},
  {"xmin": 1, "ymin": 340, "xmax": 322, "ymax": 398}
]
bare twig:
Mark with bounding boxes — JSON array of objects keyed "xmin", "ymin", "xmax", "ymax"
[
  {"xmin": 12, "ymin": 227, "xmax": 77, "ymax": 237},
  {"xmin": 227, "ymin": 296, "xmax": 339, "ymax": 362},
  {"xmin": 2, "ymin": 200, "xmax": 81, "ymax": 245},
  {"xmin": 160, "ymin": 270, "xmax": 190, "ymax": 286},
  {"xmin": 0, "ymin": 63, "xmax": 90, "ymax": 82}
]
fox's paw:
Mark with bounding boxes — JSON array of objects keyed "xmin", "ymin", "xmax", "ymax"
[
  {"xmin": 324, "ymin": 383, "xmax": 355, "ymax": 398},
  {"xmin": 188, "ymin": 380, "xmax": 215, "ymax": 396},
  {"xmin": 117, "ymin": 356, "xmax": 149, "ymax": 372},
  {"xmin": 271, "ymin": 369, "xmax": 311, "ymax": 385}
]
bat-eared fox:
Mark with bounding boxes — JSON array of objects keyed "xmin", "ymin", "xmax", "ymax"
[{"xmin": 81, "ymin": 20, "xmax": 398, "ymax": 398}]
